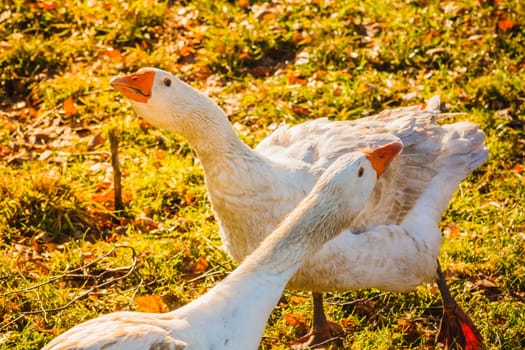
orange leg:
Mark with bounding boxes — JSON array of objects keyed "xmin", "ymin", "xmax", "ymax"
[
  {"xmin": 290, "ymin": 293, "xmax": 344, "ymax": 349},
  {"xmin": 436, "ymin": 261, "xmax": 485, "ymax": 350}
]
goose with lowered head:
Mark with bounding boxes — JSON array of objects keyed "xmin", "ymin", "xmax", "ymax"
[
  {"xmin": 111, "ymin": 68, "xmax": 487, "ymax": 349},
  {"xmin": 41, "ymin": 144, "xmax": 400, "ymax": 350}
]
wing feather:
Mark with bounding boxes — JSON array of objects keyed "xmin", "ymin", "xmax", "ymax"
[{"xmin": 256, "ymin": 96, "xmax": 474, "ymax": 229}]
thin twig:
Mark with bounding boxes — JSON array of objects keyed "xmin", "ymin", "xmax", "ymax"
[
  {"xmin": 1, "ymin": 245, "xmax": 134, "ymax": 297},
  {"xmin": 0, "ymin": 245, "xmax": 138, "ymax": 331},
  {"xmin": 326, "ymin": 292, "xmax": 391, "ymax": 306},
  {"xmin": 108, "ymin": 128, "xmax": 123, "ymax": 217}
]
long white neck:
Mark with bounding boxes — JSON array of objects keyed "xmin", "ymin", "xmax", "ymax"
[
  {"xmin": 160, "ymin": 89, "xmax": 299, "ymax": 261},
  {"xmin": 173, "ymin": 88, "xmax": 252, "ymax": 162},
  {"xmin": 171, "ymin": 185, "xmax": 348, "ymax": 350},
  {"xmin": 171, "ymin": 91, "xmax": 278, "ymax": 201}
]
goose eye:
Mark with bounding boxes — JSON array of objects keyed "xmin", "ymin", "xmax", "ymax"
[
  {"xmin": 163, "ymin": 78, "xmax": 171, "ymax": 87},
  {"xmin": 358, "ymin": 167, "xmax": 364, "ymax": 177}
]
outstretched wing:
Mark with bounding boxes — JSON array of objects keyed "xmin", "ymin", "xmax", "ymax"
[{"xmin": 257, "ymin": 96, "xmax": 485, "ymax": 229}]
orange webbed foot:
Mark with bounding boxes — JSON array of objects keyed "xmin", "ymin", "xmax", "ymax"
[{"xmin": 436, "ymin": 261, "xmax": 485, "ymax": 350}]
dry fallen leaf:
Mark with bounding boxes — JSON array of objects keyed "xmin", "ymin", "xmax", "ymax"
[
  {"xmin": 134, "ymin": 294, "xmax": 168, "ymax": 313},
  {"xmin": 288, "ymin": 295, "xmax": 308, "ymax": 305},
  {"xmin": 262, "ymin": 12, "xmax": 277, "ymax": 21},
  {"xmin": 134, "ymin": 216, "xmax": 159, "ymax": 232},
  {"xmin": 291, "ymin": 105, "xmax": 309, "ymax": 117},
  {"xmin": 341, "ymin": 318, "xmax": 355, "ymax": 330},
  {"xmin": 184, "ymin": 192, "xmax": 195, "ymax": 203},
  {"xmin": 21, "ymin": 107, "xmax": 38, "ymax": 118},
  {"xmin": 237, "ymin": 0, "xmax": 249, "ymax": 9},
  {"xmin": 139, "ymin": 119, "xmax": 151, "ymax": 131},
  {"xmin": 498, "ymin": 17, "xmax": 514, "ymax": 32},
  {"xmin": 88, "ymin": 133, "xmax": 105, "ymax": 150},
  {"xmin": 512, "ymin": 164, "xmax": 523, "ymax": 173},
  {"xmin": 288, "ymin": 74, "xmax": 307, "ymax": 86},
  {"xmin": 38, "ymin": 1, "xmax": 57, "ymax": 10},
  {"xmin": 192, "ymin": 256, "xmax": 208, "ymax": 273},
  {"xmin": 443, "ymin": 223, "xmax": 460, "ymax": 240},
  {"xmin": 181, "ymin": 256, "xmax": 209, "ymax": 274},
  {"xmin": 63, "ymin": 97, "xmax": 78, "ymax": 117},
  {"xmin": 103, "ymin": 48, "xmax": 121, "ymax": 59},
  {"xmin": 179, "ymin": 45, "xmax": 194, "ymax": 57},
  {"xmin": 285, "ymin": 313, "xmax": 307, "ymax": 327},
  {"xmin": 397, "ymin": 320, "xmax": 418, "ymax": 344}
]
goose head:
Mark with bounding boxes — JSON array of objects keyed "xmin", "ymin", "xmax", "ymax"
[
  {"xmin": 110, "ymin": 68, "xmax": 229, "ymax": 142},
  {"xmin": 314, "ymin": 141, "xmax": 403, "ymax": 226}
]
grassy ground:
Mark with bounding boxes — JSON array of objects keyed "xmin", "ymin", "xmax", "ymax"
[{"xmin": 0, "ymin": 0, "xmax": 524, "ymax": 349}]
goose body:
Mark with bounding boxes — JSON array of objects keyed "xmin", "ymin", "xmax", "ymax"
[
  {"xmin": 111, "ymin": 68, "xmax": 487, "ymax": 292},
  {"xmin": 42, "ymin": 145, "xmax": 400, "ymax": 350},
  {"xmin": 110, "ymin": 68, "xmax": 488, "ymax": 348}
]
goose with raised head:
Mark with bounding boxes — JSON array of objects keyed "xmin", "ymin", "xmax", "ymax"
[
  {"xmin": 111, "ymin": 68, "xmax": 487, "ymax": 349},
  {"xmin": 41, "ymin": 144, "xmax": 400, "ymax": 350}
]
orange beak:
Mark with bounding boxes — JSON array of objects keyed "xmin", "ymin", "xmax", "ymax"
[
  {"xmin": 363, "ymin": 141, "xmax": 403, "ymax": 177},
  {"xmin": 110, "ymin": 70, "xmax": 156, "ymax": 103}
]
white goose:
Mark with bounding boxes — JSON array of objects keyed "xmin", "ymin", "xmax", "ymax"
[
  {"xmin": 41, "ymin": 144, "xmax": 400, "ymax": 350},
  {"xmin": 110, "ymin": 68, "xmax": 487, "ymax": 349}
]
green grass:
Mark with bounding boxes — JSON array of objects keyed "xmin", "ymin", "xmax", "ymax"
[{"xmin": 1, "ymin": 0, "xmax": 524, "ymax": 349}]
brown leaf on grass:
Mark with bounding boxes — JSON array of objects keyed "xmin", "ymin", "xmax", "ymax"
[
  {"xmin": 397, "ymin": 319, "xmax": 419, "ymax": 344},
  {"xmin": 262, "ymin": 12, "xmax": 277, "ymax": 21},
  {"xmin": 21, "ymin": 107, "xmax": 38, "ymax": 118},
  {"xmin": 192, "ymin": 256, "xmax": 208, "ymax": 273},
  {"xmin": 63, "ymin": 97, "xmax": 78, "ymax": 117},
  {"xmin": 470, "ymin": 279, "xmax": 501, "ymax": 301},
  {"xmin": 288, "ymin": 295, "xmax": 308, "ymax": 305},
  {"xmin": 341, "ymin": 318, "xmax": 356, "ymax": 331},
  {"xmin": 95, "ymin": 179, "xmax": 112, "ymax": 191},
  {"xmin": 244, "ymin": 65, "xmax": 273, "ymax": 77},
  {"xmin": 288, "ymin": 74, "xmax": 306, "ymax": 86},
  {"xmin": 88, "ymin": 133, "xmax": 105, "ymax": 150},
  {"xmin": 285, "ymin": 313, "xmax": 307, "ymax": 329},
  {"xmin": 422, "ymin": 29, "xmax": 440, "ymax": 44},
  {"xmin": 238, "ymin": 51, "xmax": 250, "ymax": 60},
  {"xmin": 291, "ymin": 105, "xmax": 309, "ymax": 117},
  {"xmin": 105, "ymin": 234, "xmax": 117, "ymax": 242},
  {"xmin": 33, "ymin": 261, "xmax": 50, "ymax": 275},
  {"xmin": 352, "ymin": 300, "xmax": 377, "ymax": 322},
  {"xmin": 237, "ymin": 0, "xmax": 249, "ymax": 8},
  {"xmin": 0, "ymin": 145, "xmax": 11, "ymax": 159},
  {"xmin": 154, "ymin": 148, "xmax": 166, "ymax": 160},
  {"xmin": 103, "ymin": 48, "xmax": 121, "ymax": 59},
  {"xmin": 443, "ymin": 223, "xmax": 460, "ymax": 240},
  {"xmin": 139, "ymin": 119, "xmax": 151, "ymax": 131},
  {"xmin": 316, "ymin": 70, "xmax": 329, "ymax": 78},
  {"xmin": 512, "ymin": 164, "xmax": 523, "ymax": 173},
  {"xmin": 179, "ymin": 45, "xmax": 194, "ymax": 57},
  {"xmin": 92, "ymin": 188, "xmax": 132, "ymax": 208},
  {"xmin": 134, "ymin": 294, "xmax": 168, "ymax": 313},
  {"xmin": 141, "ymin": 206, "xmax": 154, "ymax": 217},
  {"xmin": 184, "ymin": 192, "xmax": 195, "ymax": 203},
  {"xmin": 181, "ymin": 256, "xmax": 209, "ymax": 274},
  {"xmin": 498, "ymin": 17, "xmax": 514, "ymax": 32},
  {"xmin": 215, "ymin": 43, "xmax": 226, "ymax": 54},
  {"xmin": 134, "ymin": 216, "xmax": 159, "ymax": 232},
  {"xmin": 291, "ymin": 32, "xmax": 304, "ymax": 44},
  {"xmin": 38, "ymin": 1, "xmax": 57, "ymax": 10}
]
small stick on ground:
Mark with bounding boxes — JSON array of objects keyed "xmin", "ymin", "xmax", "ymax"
[
  {"xmin": 0, "ymin": 245, "xmax": 140, "ymax": 332},
  {"xmin": 108, "ymin": 128, "xmax": 123, "ymax": 220}
]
